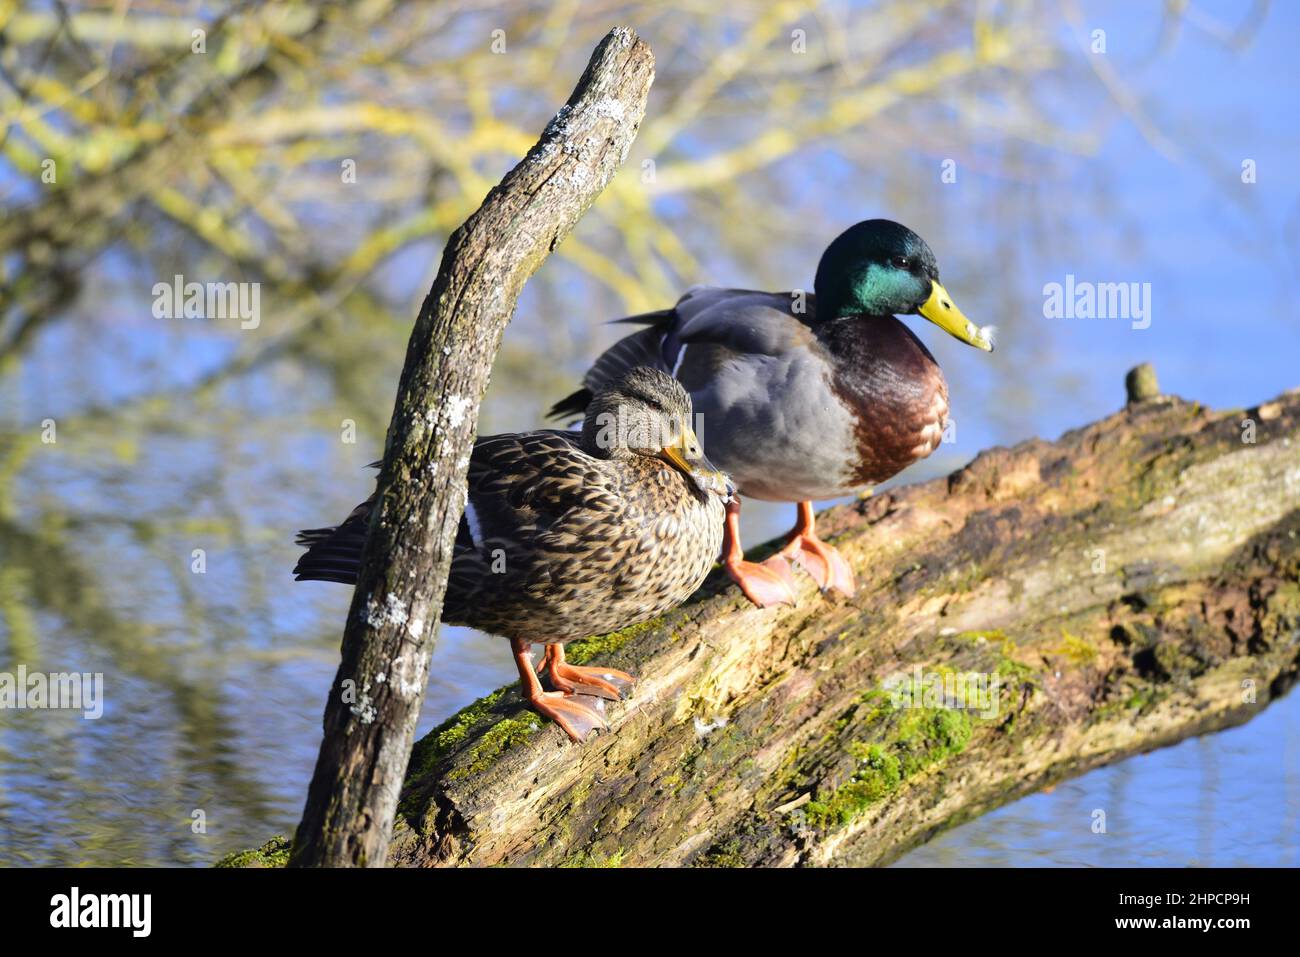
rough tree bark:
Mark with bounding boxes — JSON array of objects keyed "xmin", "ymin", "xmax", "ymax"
[
  {"xmin": 288, "ymin": 28, "xmax": 656, "ymax": 867},
  {"xmin": 347, "ymin": 372, "xmax": 1295, "ymax": 868}
]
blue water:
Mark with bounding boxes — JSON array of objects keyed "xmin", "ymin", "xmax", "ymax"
[{"xmin": 895, "ymin": 689, "xmax": 1300, "ymax": 868}]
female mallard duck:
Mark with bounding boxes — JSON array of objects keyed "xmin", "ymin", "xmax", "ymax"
[
  {"xmin": 294, "ymin": 367, "xmax": 731, "ymax": 743},
  {"xmin": 550, "ymin": 219, "xmax": 994, "ymax": 608}
]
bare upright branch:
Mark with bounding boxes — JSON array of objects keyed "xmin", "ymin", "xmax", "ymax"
[{"xmin": 288, "ymin": 27, "xmax": 656, "ymax": 867}]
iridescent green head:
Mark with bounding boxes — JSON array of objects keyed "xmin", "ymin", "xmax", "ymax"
[{"xmin": 813, "ymin": 219, "xmax": 993, "ymax": 351}]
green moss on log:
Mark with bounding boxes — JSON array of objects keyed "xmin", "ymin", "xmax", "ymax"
[
  {"xmin": 559, "ymin": 847, "xmax": 627, "ymax": 868},
  {"xmin": 804, "ymin": 706, "xmax": 973, "ymax": 830},
  {"xmin": 408, "ymin": 686, "xmax": 510, "ymax": 779},
  {"xmin": 1051, "ymin": 628, "xmax": 1100, "ymax": 666},
  {"xmin": 565, "ymin": 615, "xmax": 665, "ymax": 665},
  {"xmin": 447, "ymin": 714, "xmax": 539, "ymax": 781},
  {"xmin": 214, "ymin": 836, "xmax": 290, "ymax": 868}
]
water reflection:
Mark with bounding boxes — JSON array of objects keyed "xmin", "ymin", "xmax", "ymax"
[{"xmin": 894, "ymin": 690, "xmax": 1299, "ymax": 868}]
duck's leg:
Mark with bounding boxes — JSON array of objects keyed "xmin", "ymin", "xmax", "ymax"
[
  {"xmin": 539, "ymin": 643, "xmax": 635, "ymax": 701},
  {"xmin": 776, "ymin": 501, "xmax": 856, "ymax": 597},
  {"xmin": 723, "ymin": 496, "xmax": 798, "ymax": 608},
  {"xmin": 511, "ymin": 638, "xmax": 608, "ymax": 743}
]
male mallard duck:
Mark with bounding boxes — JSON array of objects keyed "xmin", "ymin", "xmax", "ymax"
[
  {"xmin": 550, "ymin": 220, "xmax": 994, "ymax": 608},
  {"xmin": 295, "ymin": 367, "xmax": 731, "ymax": 742}
]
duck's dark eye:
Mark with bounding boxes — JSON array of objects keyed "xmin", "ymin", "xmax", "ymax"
[
  {"xmin": 891, "ymin": 255, "xmax": 910, "ymax": 269},
  {"xmin": 627, "ymin": 391, "xmax": 664, "ymax": 413}
]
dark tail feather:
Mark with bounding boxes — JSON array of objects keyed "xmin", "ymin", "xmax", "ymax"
[
  {"xmin": 293, "ymin": 501, "xmax": 372, "ymax": 584},
  {"xmin": 547, "ymin": 387, "xmax": 593, "ymax": 421},
  {"xmin": 295, "ymin": 526, "xmax": 340, "ymax": 547},
  {"xmin": 293, "ymin": 528, "xmax": 365, "ymax": 583},
  {"xmin": 608, "ymin": 308, "xmax": 674, "ymax": 327}
]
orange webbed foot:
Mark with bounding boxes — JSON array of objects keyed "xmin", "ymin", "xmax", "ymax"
[
  {"xmin": 542, "ymin": 652, "xmax": 636, "ymax": 701},
  {"xmin": 526, "ymin": 690, "xmax": 610, "ymax": 743},
  {"xmin": 780, "ymin": 533, "xmax": 856, "ymax": 597},
  {"xmin": 778, "ymin": 501, "xmax": 856, "ymax": 598},
  {"xmin": 725, "ymin": 554, "xmax": 798, "ymax": 608},
  {"xmin": 514, "ymin": 639, "xmax": 615, "ymax": 744}
]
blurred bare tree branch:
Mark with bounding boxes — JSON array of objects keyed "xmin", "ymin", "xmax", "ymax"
[{"xmin": 0, "ymin": 0, "xmax": 1271, "ymax": 864}]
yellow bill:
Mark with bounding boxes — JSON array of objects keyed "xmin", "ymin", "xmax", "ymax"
[
  {"xmin": 660, "ymin": 427, "xmax": 734, "ymax": 499},
  {"xmin": 918, "ymin": 280, "xmax": 995, "ymax": 352}
]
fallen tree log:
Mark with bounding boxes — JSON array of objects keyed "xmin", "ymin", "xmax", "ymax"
[
  {"xmin": 365, "ymin": 371, "xmax": 1300, "ymax": 868},
  {"xmin": 226, "ymin": 374, "xmax": 1300, "ymax": 868}
]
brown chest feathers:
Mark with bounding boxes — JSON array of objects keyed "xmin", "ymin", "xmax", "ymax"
[{"xmin": 821, "ymin": 314, "xmax": 950, "ymax": 487}]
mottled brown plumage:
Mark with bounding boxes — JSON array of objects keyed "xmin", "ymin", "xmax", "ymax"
[{"xmin": 295, "ymin": 367, "xmax": 729, "ymax": 742}]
